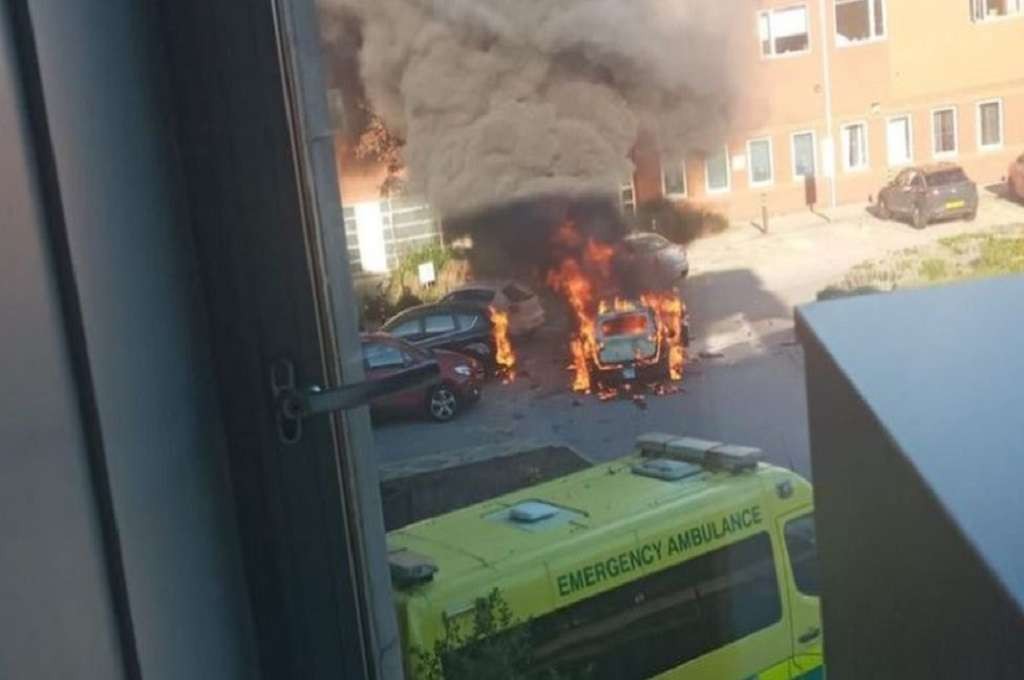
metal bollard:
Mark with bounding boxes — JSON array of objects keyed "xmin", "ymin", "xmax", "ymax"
[{"xmin": 761, "ymin": 193, "xmax": 769, "ymax": 234}]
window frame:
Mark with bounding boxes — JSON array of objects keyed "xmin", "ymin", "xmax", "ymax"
[
  {"xmin": 758, "ymin": 4, "xmax": 812, "ymax": 59},
  {"xmin": 783, "ymin": 513, "xmax": 821, "ymax": 597},
  {"xmin": 704, "ymin": 145, "xmax": 732, "ymax": 194},
  {"xmin": 834, "ymin": 0, "xmax": 888, "ymax": 46},
  {"xmin": 620, "ymin": 177, "xmax": 637, "ymax": 215},
  {"xmin": 747, "ymin": 137, "xmax": 775, "ymax": 187},
  {"xmin": 660, "ymin": 158, "xmax": 688, "ymax": 199},
  {"xmin": 885, "ymin": 114, "xmax": 914, "ymax": 167},
  {"xmin": 976, "ymin": 99, "xmax": 1004, "ymax": 151},
  {"xmin": 931, "ymin": 106, "xmax": 959, "ymax": 158},
  {"xmin": 840, "ymin": 121, "xmax": 870, "ymax": 172},
  {"xmin": 790, "ymin": 130, "xmax": 818, "ymax": 181},
  {"xmin": 970, "ymin": 0, "xmax": 1024, "ymax": 22}
]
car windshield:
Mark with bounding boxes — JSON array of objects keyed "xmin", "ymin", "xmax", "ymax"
[
  {"xmin": 448, "ymin": 288, "xmax": 496, "ymax": 304},
  {"xmin": 502, "ymin": 283, "xmax": 534, "ymax": 302},
  {"xmin": 927, "ymin": 169, "xmax": 968, "ymax": 186},
  {"xmin": 600, "ymin": 313, "xmax": 650, "ymax": 337},
  {"xmin": 629, "ymin": 234, "xmax": 670, "ymax": 253}
]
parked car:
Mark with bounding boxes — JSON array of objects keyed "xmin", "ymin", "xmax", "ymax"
[
  {"xmin": 877, "ymin": 163, "xmax": 978, "ymax": 229},
  {"xmin": 441, "ymin": 280, "xmax": 545, "ymax": 337},
  {"xmin": 586, "ymin": 299, "xmax": 688, "ymax": 388},
  {"xmin": 1007, "ymin": 152, "xmax": 1024, "ymax": 202},
  {"xmin": 361, "ymin": 334, "xmax": 482, "ymax": 422},
  {"xmin": 380, "ymin": 301, "xmax": 496, "ymax": 371},
  {"xmin": 614, "ymin": 231, "xmax": 690, "ymax": 292}
]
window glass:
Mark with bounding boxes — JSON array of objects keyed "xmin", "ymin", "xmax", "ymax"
[
  {"xmin": 835, "ymin": 0, "xmax": 886, "ymax": 44},
  {"xmin": 448, "ymin": 289, "xmax": 496, "ymax": 304},
  {"xmin": 662, "ymin": 160, "xmax": 687, "ymax": 197},
  {"xmin": 447, "ymin": 533, "xmax": 782, "ymax": 680},
  {"xmin": 886, "ymin": 116, "xmax": 912, "ymax": 166},
  {"xmin": 455, "ymin": 313, "xmax": 481, "ymax": 330},
  {"xmin": 424, "ymin": 314, "xmax": 457, "ymax": 333},
  {"xmin": 630, "ymin": 234, "xmax": 670, "ymax": 253},
  {"xmin": 793, "ymin": 132, "xmax": 816, "ymax": 178},
  {"xmin": 933, "ymin": 108, "xmax": 957, "ymax": 155},
  {"xmin": 748, "ymin": 138, "xmax": 773, "ymax": 185},
  {"xmin": 502, "ymin": 283, "xmax": 535, "ymax": 302},
  {"xmin": 784, "ymin": 514, "xmax": 820, "ymax": 596},
  {"xmin": 842, "ymin": 123, "xmax": 868, "ymax": 170},
  {"xmin": 759, "ymin": 6, "xmax": 810, "ymax": 56},
  {"xmin": 979, "ymin": 101, "xmax": 1003, "ymax": 148},
  {"xmin": 972, "ymin": 0, "xmax": 1023, "ymax": 20},
  {"xmin": 706, "ymin": 147, "xmax": 730, "ymax": 192},
  {"xmin": 363, "ymin": 343, "xmax": 406, "ymax": 369},
  {"xmin": 928, "ymin": 168, "xmax": 968, "ymax": 186},
  {"xmin": 387, "ymin": 318, "xmax": 422, "ymax": 337}
]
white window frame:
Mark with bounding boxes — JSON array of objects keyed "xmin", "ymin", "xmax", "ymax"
[
  {"xmin": 758, "ymin": 5, "xmax": 811, "ymax": 59},
  {"xmin": 705, "ymin": 146, "xmax": 732, "ymax": 194},
  {"xmin": 931, "ymin": 106, "xmax": 959, "ymax": 158},
  {"xmin": 660, "ymin": 159, "xmax": 688, "ymax": 199},
  {"xmin": 976, "ymin": 99, "xmax": 1004, "ymax": 150},
  {"xmin": 841, "ymin": 121, "xmax": 869, "ymax": 172},
  {"xmin": 746, "ymin": 137, "xmax": 774, "ymax": 187},
  {"xmin": 835, "ymin": 0, "xmax": 887, "ymax": 46},
  {"xmin": 885, "ymin": 114, "xmax": 914, "ymax": 167},
  {"xmin": 971, "ymin": 0, "xmax": 1024, "ymax": 22},
  {"xmin": 790, "ymin": 130, "xmax": 817, "ymax": 181}
]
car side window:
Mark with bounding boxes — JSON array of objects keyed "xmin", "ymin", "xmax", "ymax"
[
  {"xmin": 911, "ymin": 174, "xmax": 925, "ymax": 189},
  {"xmin": 424, "ymin": 314, "xmax": 457, "ymax": 333},
  {"xmin": 455, "ymin": 313, "xmax": 480, "ymax": 330},
  {"xmin": 784, "ymin": 513, "xmax": 820, "ymax": 597},
  {"xmin": 388, "ymin": 318, "xmax": 422, "ymax": 337},
  {"xmin": 363, "ymin": 343, "xmax": 406, "ymax": 370}
]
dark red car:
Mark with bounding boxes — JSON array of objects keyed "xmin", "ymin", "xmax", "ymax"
[{"xmin": 361, "ymin": 334, "xmax": 483, "ymax": 422}]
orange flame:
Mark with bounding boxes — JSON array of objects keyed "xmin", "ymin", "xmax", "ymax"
[
  {"xmin": 547, "ymin": 258, "xmax": 598, "ymax": 392},
  {"xmin": 489, "ymin": 306, "xmax": 516, "ymax": 381},
  {"xmin": 641, "ymin": 292, "xmax": 686, "ymax": 380}
]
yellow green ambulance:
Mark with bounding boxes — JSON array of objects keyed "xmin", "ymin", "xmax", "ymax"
[{"xmin": 387, "ymin": 433, "xmax": 823, "ymax": 679}]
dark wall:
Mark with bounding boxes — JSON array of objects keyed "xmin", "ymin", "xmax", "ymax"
[
  {"xmin": 0, "ymin": 0, "xmax": 260, "ymax": 677},
  {"xmin": 801, "ymin": 327, "xmax": 1024, "ymax": 679},
  {"xmin": 0, "ymin": 10, "xmax": 126, "ymax": 678}
]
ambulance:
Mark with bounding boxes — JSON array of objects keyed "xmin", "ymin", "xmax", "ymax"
[{"xmin": 388, "ymin": 433, "xmax": 823, "ymax": 679}]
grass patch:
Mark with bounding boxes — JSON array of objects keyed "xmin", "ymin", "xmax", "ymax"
[{"xmin": 820, "ymin": 225, "xmax": 1024, "ymax": 300}]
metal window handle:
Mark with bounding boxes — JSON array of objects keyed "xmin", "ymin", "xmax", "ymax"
[
  {"xmin": 798, "ymin": 627, "xmax": 821, "ymax": 644},
  {"xmin": 270, "ymin": 358, "xmax": 440, "ymax": 444}
]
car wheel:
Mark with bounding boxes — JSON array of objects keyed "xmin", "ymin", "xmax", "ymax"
[
  {"xmin": 912, "ymin": 204, "xmax": 928, "ymax": 230},
  {"xmin": 964, "ymin": 209, "xmax": 977, "ymax": 222},
  {"xmin": 427, "ymin": 383, "xmax": 459, "ymax": 422},
  {"xmin": 1008, "ymin": 180, "xmax": 1019, "ymax": 202},
  {"xmin": 877, "ymin": 198, "xmax": 891, "ymax": 220}
]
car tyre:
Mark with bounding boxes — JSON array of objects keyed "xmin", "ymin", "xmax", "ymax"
[
  {"xmin": 964, "ymin": 209, "xmax": 977, "ymax": 222},
  {"xmin": 427, "ymin": 383, "xmax": 459, "ymax": 422},
  {"xmin": 1008, "ymin": 180, "xmax": 1019, "ymax": 203},
  {"xmin": 912, "ymin": 204, "xmax": 928, "ymax": 230},
  {"xmin": 877, "ymin": 198, "xmax": 891, "ymax": 220}
]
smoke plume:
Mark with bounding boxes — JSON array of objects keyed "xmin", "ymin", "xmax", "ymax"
[{"xmin": 321, "ymin": 0, "xmax": 752, "ymax": 218}]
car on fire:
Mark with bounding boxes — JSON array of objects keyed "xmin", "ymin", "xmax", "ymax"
[
  {"xmin": 876, "ymin": 163, "xmax": 978, "ymax": 229},
  {"xmin": 381, "ymin": 301, "xmax": 498, "ymax": 373},
  {"xmin": 361, "ymin": 334, "xmax": 483, "ymax": 422},
  {"xmin": 587, "ymin": 299, "xmax": 688, "ymax": 389},
  {"xmin": 441, "ymin": 280, "xmax": 545, "ymax": 337},
  {"xmin": 1007, "ymin": 152, "xmax": 1024, "ymax": 203},
  {"xmin": 615, "ymin": 231, "xmax": 690, "ymax": 291}
]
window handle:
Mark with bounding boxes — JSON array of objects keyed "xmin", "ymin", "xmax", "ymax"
[{"xmin": 798, "ymin": 627, "xmax": 821, "ymax": 644}]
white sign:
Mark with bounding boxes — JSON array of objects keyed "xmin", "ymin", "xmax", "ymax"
[
  {"xmin": 731, "ymin": 154, "xmax": 747, "ymax": 172},
  {"xmin": 418, "ymin": 261, "xmax": 436, "ymax": 286}
]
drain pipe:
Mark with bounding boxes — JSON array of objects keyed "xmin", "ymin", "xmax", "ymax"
[{"xmin": 818, "ymin": 0, "xmax": 838, "ymax": 210}]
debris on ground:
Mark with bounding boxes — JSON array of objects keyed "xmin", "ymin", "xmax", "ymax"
[
  {"xmin": 632, "ymin": 395, "xmax": 648, "ymax": 410},
  {"xmin": 699, "ymin": 350, "xmax": 725, "ymax": 359}
]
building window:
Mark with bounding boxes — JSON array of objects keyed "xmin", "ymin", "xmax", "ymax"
[
  {"xmin": 977, "ymin": 100, "xmax": 1004, "ymax": 149},
  {"xmin": 661, "ymin": 160, "xmax": 687, "ymax": 198},
  {"xmin": 792, "ymin": 131, "xmax": 816, "ymax": 179},
  {"xmin": 620, "ymin": 178, "xmax": 637, "ymax": 215},
  {"xmin": 932, "ymin": 107, "xmax": 958, "ymax": 156},
  {"xmin": 758, "ymin": 6, "xmax": 810, "ymax": 57},
  {"xmin": 705, "ymin": 147, "xmax": 731, "ymax": 193},
  {"xmin": 971, "ymin": 0, "xmax": 1023, "ymax": 20},
  {"xmin": 841, "ymin": 122, "xmax": 869, "ymax": 171},
  {"xmin": 747, "ymin": 138, "xmax": 774, "ymax": 186},
  {"xmin": 886, "ymin": 115, "xmax": 913, "ymax": 166},
  {"xmin": 836, "ymin": 0, "xmax": 886, "ymax": 44}
]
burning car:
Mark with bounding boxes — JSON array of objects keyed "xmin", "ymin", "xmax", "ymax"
[{"xmin": 585, "ymin": 297, "xmax": 688, "ymax": 390}]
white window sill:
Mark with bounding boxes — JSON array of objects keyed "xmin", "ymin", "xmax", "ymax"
[
  {"xmin": 932, "ymin": 151, "xmax": 959, "ymax": 160},
  {"xmin": 835, "ymin": 35, "xmax": 887, "ymax": 48},
  {"xmin": 979, "ymin": 143, "xmax": 1004, "ymax": 153},
  {"xmin": 664, "ymin": 193, "xmax": 688, "ymax": 200},
  {"xmin": 842, "ymin": 165, "xmax": 870, "ymax": 173},
  {"xmin": 749, "ymin": 180, "xmax": 774, "ymax": 189},
  {"xmin": 760, "ymin": 49, "xmax": 811, "ymax": 61},
  {"xmin": 706, "ymin": 187, "xmax": 731, "ymax": 195},
  {"xmin": 972, "ymin": 13, "xmax": 1024, "ymax": 25}
]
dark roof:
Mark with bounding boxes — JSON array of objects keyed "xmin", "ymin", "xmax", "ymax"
[
  {"xmin": 918, "ymin": 161, "xmax": 965, "ymax": 175},
  {"xmin": 383, "ymin": 300, "xmax": 492, "ymax": 327},
  {"xmin": 797, "ymin": 277, "xmax": 1024, "ymax": 610}
]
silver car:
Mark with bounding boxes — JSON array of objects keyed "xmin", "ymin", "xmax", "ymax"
[
  {"xmin": 616, "ymin": 232, "xmax": 689, "ymax": 291},
  {"xmin": 442, "ymin": 280, "xmax": 545, "ymax": 337}
]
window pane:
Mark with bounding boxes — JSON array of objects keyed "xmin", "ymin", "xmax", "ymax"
[
  {"xmin": 455, "ymin": 313, "xmax": 480, "ymax": 330},
  {"xmin": 933, "ymin": 109, "xmax": 956, "ymax": 153},
  {"xmin": 759, "ymin": 13, "xmax": 772, "ymax": 55},
  {"xmin": 424, "ymin": 314, "xmax": 457, "ymax": 333},
  {"xmin": 456, "ymin": 532, "xmax": 782, "ymax": 680},
  {"xmin": 874, "ymin": 0, "xmax": 886, "ymax": 34},
  {"xmin": 793, "ymin": 133, "xmax": 815, "ymax": 177},
  {"xmin": 662, "ymin": 160, "xmax": 686, "ymax": 196},
  {"xmin": 843, "ymin": 124, "xmax": 867, "ymax": 169},
  {"xmin": 449, "ymin": 289, "xmax": 495, "ymax": 304},
  {"xmin": 749, "ymin": 139, "xmax": 772, "ymax": 184},
  {"xmin": 887, "ymin": 116, "xmax": 911, "ymax": 165},
  {"xmin": 784, "ymin": 515, "xmax": 820, "ymax": 596},
  {"xmin": 388, "ymin": 318, "xmax": 421, "ymax": 337},
  {"xmin": 772, "ymin": 7, "xmax": 809, "ymax": 54},
  {"xmin": 836, "ymin": 0, "xmax": 871, "ymax": 43},
  {"xmin": 363, "ymin": 343, "xmax": 406, "ymax": 369},
  {"xmin": 980, "ymin": 102, "xmax": 1002, "ymax": 147},
  {"xmin": 706, "ymin": 147, "xmax": 729, "ymax": 191}
]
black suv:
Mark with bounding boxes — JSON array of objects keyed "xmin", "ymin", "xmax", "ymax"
[
  {"xmin": 381, "ymin": 301, "xmax": 496, "ymax": 371},
  {"xmin": 877, "ymin": 163, "xmax": 978, "ymax": 229}
]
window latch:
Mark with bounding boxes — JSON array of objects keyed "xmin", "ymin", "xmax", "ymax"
[{"xmin": 269, "ymin": 357, "xmax": 440, "ymax": 444}]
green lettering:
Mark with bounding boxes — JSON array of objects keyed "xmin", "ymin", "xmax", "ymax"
[
  {"xmin": 593, "ymin": 561, "xmax": 607, "ymax": 583},
  {"xmin": 729, "ymin": 512, "xmax": 743, "ymax": 532},
  {"xmin": 569, "ymin": 571, "xmax": 585, "ymax": 594},
  {"xmin": 651, "ymin": 540, "xmax": 663, "ymax": 562},
  {"xmin": 741, "ymin": 508, "xmax": 753, "ymax": 527},
  {"xmin": 619, "ymin": 554, "xmax": 631, "ymax": 576},
  {"xmin": 679, "ymin": 531, "xmax": 692, "ymax": 551},
  {"xmin": 629, "ymin": 549, "xmax": 644, "ymax": 571},
  {"xmin": 583, "ymin": 565, "xmax": 595, "ymax": 587},
  {"xmin": 667, "ymin": 535, "xmax": 679, "ymax": 555},
  {"xmin": 606, "ymin": 556, "xmax": 620, "ymax": 578},
  {"xmin": 640, "ymin": 544, "xmax": 654, "ymax": 565},
  {"xmin": 752, "ymin": 505, "xmax": 763, "ymax": 524},
  {"xmin": 700, "ymin": 525, "xmax": 714, "ymax": 544},
  {"xmin": 690, "ymin": 527, "xmax": 702, "ymax": 546},
  {"xmin": 557, "ymin": 574, "xmax": 570, "ymax": 596}
]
